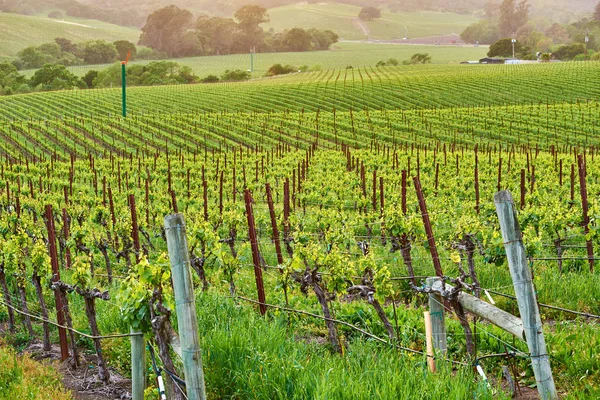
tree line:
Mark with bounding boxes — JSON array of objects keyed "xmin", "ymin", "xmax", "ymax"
[
  {"xmin": 12, "ymin": 39, "xmax": 148, "ymax": 70},
  {"xmin": 138, "ymin": 5, "xmax": 339, "ymax": 58},
  {"xmin": 0, "ymin": 60, "xmax": 201, "ymax": 95},
  {"xmin": 461, "ymin": 0, "xmax": 600, "ymax": 60}
]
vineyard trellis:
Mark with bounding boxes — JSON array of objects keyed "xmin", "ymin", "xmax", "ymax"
[{"xmin": 0, "ymin": 61, "xmax": 598, "ymax": 399}]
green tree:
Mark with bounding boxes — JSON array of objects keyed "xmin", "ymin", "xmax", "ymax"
[
  {"xmin": 595, "ymin": 2, "xmax": 600, "ymax": 21},
  {"xmin": 358, "ymin": 7, "xmax": 381, "ymax": 21},
  {"xmin": 113, "ymin": 40, "xmax": 137, "ymax": 61},
  {"xmin": 404, "ymin": 53, "xmax": 431, "ymax": 64},
  {"xmin": 29, "ymin": 64, "xmax": 83, "ymax": 91},
  {"xmin": 487, "ymin": 38, "xmax": 528, "ymax": 57},
  {"xmin": 0, "ymin": 62, "xmax": 25, "ymax": 91},
  {"xmin": 308, "ymin": 29, "xmax": 338, "ymax": 50},
  {"xmin": 221, "ymin": 69, "xmax": 251, "ymax": 81},
  {"xmin": 83, "ymin": 70, "xmax": 98, "ymax": 88},
  {"xmin": 499, "ymin": 0, "xmax": 529, "ymax": 37},
  {"xmin": 545, "ymin": 23, "xmax": 569, "ymax": 44},
  {"xmin": 266, "ymin": 63, "xmax": 296, "ymax": 76},
  {"xmin": 553, "ymin": 43, "xmax": 586, "ymax": 60},
  {"xmin": 80, "ymin": 40, "xmax": 118, "ymax": 64},
  {"xmin": 196, "ymin": 16, "xmax": 237, "ymax": 55},
  {"xmin": 234, "ymin": 5, "xmax": 269, "ymax": 50},
  {"xmin": 54, "ymin": 38, "xmax": 77, "ymax": 54},
  {"xmin": 460, "ymin": 20, "xmax": 500, "ymax": 44},
  {"xmin": 282, "ymin": 28, "xmax": 312, "ymax": 52},
  {"xmin": 17, "ymin": 46, "xmax": 47, "ymax": 69},
  {"xmin": 139, "ymin": 5, "xmax": 198, "ymax": 57}
]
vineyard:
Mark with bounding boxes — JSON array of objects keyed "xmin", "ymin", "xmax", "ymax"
[{"xmin": 0, "ymin": 61, "xmax": 598, "ymax": 399}]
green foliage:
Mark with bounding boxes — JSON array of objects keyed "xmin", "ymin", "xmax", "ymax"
[
  {"xmin": 487, "ymin": 38, "xmax": 528, "ymax": 57},
  {"xmin": 403, "ymin": 53, "xmax": 432, "ymax": 64},
  {"xmin": 93, "ymin": 61, "xmax": 198, "ymax": 88},
  {"xmin": 118, "ymin": 255, "xmax": 172, "ymax": 332},
  {"xmin": 0, "ymin": 343, "xmax": 71, "ymax": 399},
  {"xmin": 376, "ymin": 58, "xmax": 400, "ymax": 67},
  {"xmin": 553, "ymin": 43, "xmax": 586, "ymax": 60},
  {"xmin": 113, "ymin": 40, "xmax": 137, "ymax": 61},
  {"xmin": 139, "ymin": 5, "xmax": 198, "ymax": 58},
  {"xmin": 461, "ymin": 19, "xmax": 501, "ymax": 45},
  {"xmin": 234, "ymin": 4, "xmax": 269, "ymax": 50},
  {"xmin": 29, "ymin": 63, "xmax": 83, "ymax": 91},
  {"xmin": 499, "ymin": 0, "xmax": 530, "ymax": 37},
  {"xmin": 80, "ymin": 40, "xmax": 118, "ymax": 64},
  {"xmin": 221, "ymin": 69, "xmax": 251, "ymax": 81},
  {"xmin": 281, "ymin": 28, "xmax": 313, "ymax": 52},
  {"xmin": 82, "ymin": 69, "xmax": 98, "ymax": 88},
  {"xmin": 16, "ymin": 43, "xmax": 80, "ymax": 69},
  {"xmin": 265, "ymin": 63, "xmax": 297, "ymax": 76},
  {"xmin": 358, "ymin": 6, "xmax": 381, "ymax": 21},
  {"xmin": 200, "ymin": 74, "xmax": 220, "ymax": 83}
]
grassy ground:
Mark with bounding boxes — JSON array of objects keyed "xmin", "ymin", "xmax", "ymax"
[
  {"xmin": 0, "ymin": 12, "xmax": 140, "ymax": 57},
  {"xmin": 0, "ymin": 341, "xmax": 72, "ymax": 399},
  {"xmin": 262, "ymin": 3, "xmax": 478, "ymax": 40},
  {"xmin": 21, "ymin": 41, "xmax": 488, "ymax": 78}
]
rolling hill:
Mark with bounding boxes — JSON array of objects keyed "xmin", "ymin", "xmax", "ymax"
[
  {"xmin": 0, "ymin": 12, "xmax": 140, "ymax": 57},
  {"xmin": 262, "ymin": 3, "xmax": 479, "ymax": 41}
]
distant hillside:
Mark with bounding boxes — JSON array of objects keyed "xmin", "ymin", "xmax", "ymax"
[
  {"xmin": 0, "ymin": 12, "xmax": 140, "ymax": 57},
  {"xmin": 2, "ymin": 0, "xmax": 598, "ymax": 28},
  {"xmin": 81, "ymin": 0, "xmax": 598, "ymax": 22},
  {"xmin": 263, "ymin": 4, "xmax": 478, "ymax": 40}
]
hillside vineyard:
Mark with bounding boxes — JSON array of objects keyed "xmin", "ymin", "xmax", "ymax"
[{"xmin": 0, "ymin": 61, "xmax": 598, "ymax": 399}]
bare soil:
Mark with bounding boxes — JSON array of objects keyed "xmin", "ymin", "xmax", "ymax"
[{"xmin": 25, "ymin": 341, "xmax": 132, "ymax": 400}]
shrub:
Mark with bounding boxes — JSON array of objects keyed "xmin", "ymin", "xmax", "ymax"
[
  {"xmin": 376, "ymin": 58, "xmax": 400, "ymax": 67},
  {"xmin": 403, "ymin": 53, "xmax": 431, "ymax": 65},
  {"xmin": 201, "ymin": 74, "xmax": 220, "ymax": 83},
  {"xmin": 83, "ymin": 70, "xmax": 98, "ymax": 88},
  {"xmin": 221, "ymin": 69, "xmax": 251, "ymax": 81},
  {"xmin": 266, "ymin": 63, "xmax": 297, "ymax": 76},
  {"xmin": 488, "ymin": 38, "xmax": 528, "ymax": 57},
  {"xmin": 553, "ymin": 43, "xmax": 586, "ymax": 61}
]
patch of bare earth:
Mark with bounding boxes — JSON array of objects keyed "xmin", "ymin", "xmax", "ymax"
[{"xmin": 25, "ymin": 342, "xmax": 132, "ymax": 400}]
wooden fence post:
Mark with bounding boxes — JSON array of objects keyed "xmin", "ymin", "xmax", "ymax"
[
  {"xmin": 130, "ymin": 328, "xmax": 145, "ymax": 400},
  {"xmin": 494, "ymin": 191, "xmax": 558, "ymax": 400},
  {"xmin": 577, "ymin": 155, "xmax": 594, "ymax": 272},
  {"xmin": 426, "ymin": 277, "xmax": 447, "ymax": 359},
  {"xmin": 164, "ymin": 214, "xmax": 207, "ymax": 400},
  {"xmin": 244, "ymin": 189, "xmax": 267, "ymax": 315},
  {"xmin": 424, "ymin": 311, "xmax": 435, "ymax": 373},
  {"xmin": 45, "ymin": 204, "xmax": 69, "ymax": 361}
]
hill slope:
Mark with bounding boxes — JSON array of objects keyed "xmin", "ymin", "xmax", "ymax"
[
  {"xmin": 262, "ymin": 4, "xmax": 478, "ymax": 40},
  {"xmin": 0, "ymin": 12, "xmax": 140, "ymax": 57}
]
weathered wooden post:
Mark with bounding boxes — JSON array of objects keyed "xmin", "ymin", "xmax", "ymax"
[
  {"xmin": 130, "ymin": 329, "xmax": 145, "ymax": 400},
  {"xmin": 164, "ymin": 214, "xmax": 207, "ymax": 400},
  {"xmin": 424, "ymin": 311, "xmax": 435, "ymax": 373},
  {"xmin": 494, "ymin": 191, "xmax": 557, "ymax": 400},
  {"xmin": 45, "ymin": 204, "xmax": 70, "ymax": 361},
  {"xmin": 426, "ymin": 277, "xmax": 447, "ymax": 358}
]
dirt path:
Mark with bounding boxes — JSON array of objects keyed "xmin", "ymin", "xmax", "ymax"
[{"xmin": 352, "ymin": 18, "xmax": 370, "ymax": 38}]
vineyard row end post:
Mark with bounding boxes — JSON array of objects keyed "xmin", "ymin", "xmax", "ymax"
[
  {"xmin": 130, "ymin": 328, "xmax": 145, "ymax": 400},
  {"xmin": 425, "ymin": 277, "xmax": 447, "ymax": 366},
  {"xmin": 494, "ymin": 190, "xmax": 557, "ymax": 400},
  {"xmin": 164, "ymin": 214, "xmax": 207, "ymax": 400}
]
